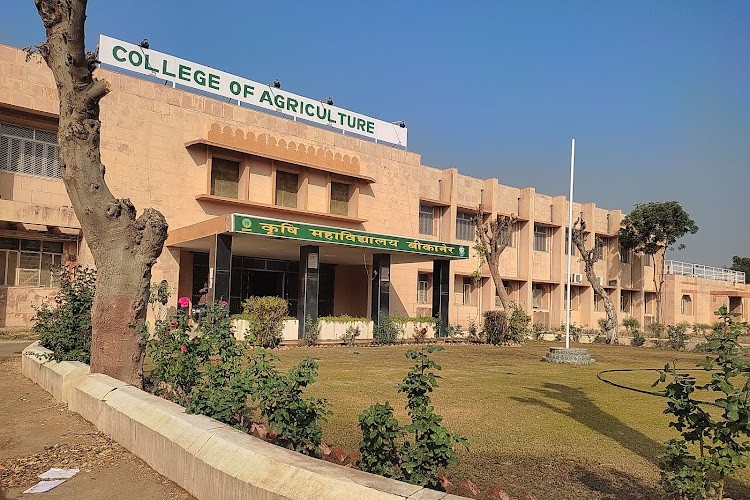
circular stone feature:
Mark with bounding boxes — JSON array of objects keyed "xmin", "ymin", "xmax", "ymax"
[{"xmin": 542, "ymin": 347, "xmax": 595, "ymax": 365}]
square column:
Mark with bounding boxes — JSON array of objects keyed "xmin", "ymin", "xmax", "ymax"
[
  {"xmin": 370, "ymin": 253, "xmax": 391, "ymax": 324},
  {"xmin": 432, "ymin": 259, "xmax": 451, "ymax": 337},
  {"xmin": 298, "ymin": 245, "xmax": 319, "ymax": 339},
  {"xmin": 211, "ymin": 234, "xmax": 232, "ymax": 303}
]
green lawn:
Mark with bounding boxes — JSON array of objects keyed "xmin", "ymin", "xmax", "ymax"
[{"xmin": 274, "ymin": 342, "xmax": 750, "ymax": 499}]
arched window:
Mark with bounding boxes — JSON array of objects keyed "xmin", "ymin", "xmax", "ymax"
[{"xmin": 681, "ymin": 295, "xmax": 692, "ymax": 315}]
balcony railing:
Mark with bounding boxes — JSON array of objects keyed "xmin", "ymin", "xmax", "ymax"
[{"xmin": 665, "ymin": 260, "xmax": 745, "ymax": 284}]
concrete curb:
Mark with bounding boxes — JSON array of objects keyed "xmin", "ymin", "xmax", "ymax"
[{"xmin": 21, "ymin": 342, "xmax": 464, "ymax": 500}]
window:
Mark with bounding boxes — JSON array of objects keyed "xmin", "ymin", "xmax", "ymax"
[
  {"xmin": 499, "ymin": 223, "xmax": 515, "ymax": 247},
  {"xmin": 645, "ymin": 292, "xmax": 655, "ymax": 315},
  {"xmin": 330, "ymin": 182, "xmax": 349, "ymax": 216},
  {"xmin": 621, "ymin": 291, "xmax": 631, "ymax": 313},
  {"xmin": 455, "ymin": 211, "xmax": 475, "ymax": 241},
  {"xmin": 595, "ymin": 237, "xmax": 608, "ymax": 261},
  {"xmin": 0, "ymin": 122, "xmax": 61, "ymax": 178},
  {"xmin": 419, "ymin": 204, "xmax": 434, "ymax": 236},
  {"xmin": 495, "ymin": 280, "xmax": 512, "ymax": 306},
  {"xmin": 210, "ymin": 158, "xmax": 240, "ymax": 198},
  {"xmin": 0, "ymin": 237, "xmax": 64, "ymax": 287},
  {"xmin": 644, "ymin": 253, "xmax": 652, "ymax": 266},
  {"xmin": 681, "ymin": 295, "xmax": 692, "ymax": 315},
  {"xmin": 594, "ymin": 291, "xmax": 603, "ymax": 312},
  {"xmin": 564, "ymin": 229, "xmax": 576, "ymax": 255},
  {"xmin": 532, "ymin": 283, "xmax": 546, "ymax": 309},
  {"xmin": 620, "ymin": 244, "xmax": 630, "ymax": 263},
  {"xmin": 275, "ymin": 171, "xmax": 298, "ymax": 208},
  {"xmin": 563, "ymin": 286, "xmax": 579, "ymax": 311},
  {"xmin": 462, "ymin": 277, "xmax": 472, "ymax": 305},
  {"xmin": 533, "ymin": 225, "xmax": 548, "ymax": 252},
  {"xmin": 417, "ymin": 273, "xmax": 430, "ymax": 304}
]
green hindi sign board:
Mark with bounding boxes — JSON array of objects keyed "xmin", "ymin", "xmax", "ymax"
[{"xmin": 231, "ymin": 214, "xmax": 468, "ymax": 259}]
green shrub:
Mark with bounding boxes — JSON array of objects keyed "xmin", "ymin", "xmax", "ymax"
[
  {"xmin": 358, "ymin": 346, "xmax": 468, "ymax": 487},
  {"xmin": 646, "ymin": 322, "xmax": 666, "ymax": 338},
  {"xmin": 373, "ymin": 315, "xmax": 400, "ymax": 345},
  {"xmin": 341, "ymin": 325, "xmax": 361, "ymax": 346},
  {"xmin": 532, "ymin": 322, "xmax": 547, "ymax": 341},
  {"xmin": 483, "ymin": 310, "xmax": 508, "ymax": 345},
  {"xmin": 147, "ymin": 302, "xmax": 328, "ymax": 456},
  {"xmin": 622, "ymin": 317, "xmax": 640, "ymax": 334},
  {"xmin": 692, "ymin": 323, "xmax": 711, "ymax": 336},
  {"xmin": 655, "ymin": 306, "xmax": 750, "ymax": 498},
  {"xmin": 508, "ymin": 303, "xmax": 531, "ymax": 342},
  {"xmin": 33, "ymin": 266, "xmax": 95, "ymax": 363},
  {"xmin": 666, "ymin": 323, "xmax": 689, "ymax": 350},
  {"xmin": 303, "ymin": 315, "xmax": 320, "ymax": 346},
  {"xmin": 631, "ymin": 332, "xmax": 646, "ymax": 347},
  {"xmin": 247, "ymin": 350, "xmax": 330, "ymax": 456},
  {"xmin": 241, "ymin": 296, "xmax": 288, "ymax": 348}
]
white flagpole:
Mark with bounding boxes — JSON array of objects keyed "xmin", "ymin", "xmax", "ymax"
[{"xmin": 565, "ymin": 139, "xmax": 575, "ymax": 349}]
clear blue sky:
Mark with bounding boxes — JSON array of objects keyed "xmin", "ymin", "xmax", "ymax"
[{"xmin": 2, "ymin": 1, "xmax": 748, "ymax": 267}]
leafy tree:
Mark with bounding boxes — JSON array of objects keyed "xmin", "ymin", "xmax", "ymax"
[
  {"xmin": 474, "ymin": 205, "xmax": 517, "ymax": 311},
  {"xmin": 619, "ymin": 201, "xmax": 698, "ymax": 323},
  {"xmin": 32, "ymin": 0, "xmax": 168, "ymax": 387},
  {"xmin": 571, "ymin": 217, "xmax": 618, "ymax": 343},
  {"xmin": 729, "ymin": 256, "xmax": 750, "ymax": 284}
]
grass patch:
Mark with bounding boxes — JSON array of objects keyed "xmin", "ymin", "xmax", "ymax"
[{"xmin": 273, "ymin": 343, "xmax": 750, "ymax": 499}]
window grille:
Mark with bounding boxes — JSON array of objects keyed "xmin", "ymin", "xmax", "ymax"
[
  {"xmin": 417, "ymin": 273, "xmax": 429, "ymax": 304},
  {"xmin": 499, "ymin": 223, "xmax": 515, "ymax": 247},
  {"xmin": 330, "ymin": 182, "xmax": 349, "ymax": 216},
  {"xmin": 275, "ymin": 171, "xmax": 298, "ymax": 208},
  {"xmin": 419, "ymin": 204, "xmax": 434, "ymax": 236},
  {"xmin": 620, "ymin": 244, "xmax": 630, "ymax": 263},
  {"xmin": 0, "ymin": 122, "xmax": 61, "ymax": 178},
  {"xmin": 0, "ymin": 237, "xmax": 64, "ymax": 287},
  {"xmin": 455, "ymin": 211, "xmax": 475, "ymax": 241},
  {"xmin": 532, "ymin": 283, "xmax": 545, "ymax": 309},
  {"xmin": 462, "ymin": 277, "xmax": 472, "ymax": 305},
  {"xmin": 210, "ymin": 158, "xmax": 240, "ymax": 198},
  {"xmin": 533, "ymin": 225, "xmax": 548, "ymax": 252}
]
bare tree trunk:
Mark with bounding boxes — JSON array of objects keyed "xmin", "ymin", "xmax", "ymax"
[
  {"xmin": 34, "ymin": 0, "xmax": 168, "ymax": 387},
  {"xmin": 571, "ymin": 218, "xmax": 618, "ymax": 344},
  {"xmin": 475, "ymin": 206, "xmax": 516, "ymax": 312},
  {"xmin": 653, "ymin": 247, "xmax": 666, "ymax": 324}
]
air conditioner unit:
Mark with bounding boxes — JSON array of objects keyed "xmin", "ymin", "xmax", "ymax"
[
  {"xmin": 608, "ymin": 279, "xmax": 618, "ymax": 287},
  {"xmin": 570, "ymin": 273, "xmax": 583, "ymax": 284}
]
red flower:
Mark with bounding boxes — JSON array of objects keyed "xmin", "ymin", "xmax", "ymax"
[
  {"xmin": 421, "ymin": 327, "xmax": 427, "ymax": 334},
  {"xmin": 220, "ymin": 300, "xmax": 228, "ymax": 308},
  {"xmin": 180, "ymin": 345, "xmax": 187, "ymax": 353},
  {"xmin": 178, "ymin": 297, "xmax": 190, "ymax": 309}
]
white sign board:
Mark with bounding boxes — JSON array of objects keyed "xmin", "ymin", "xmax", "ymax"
[{"xmin": 98, "ymin": 35, "xmax": 407, "ymax": 146}]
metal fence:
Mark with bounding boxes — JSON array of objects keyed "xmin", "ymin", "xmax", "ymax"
[{"xmin": 665, "ymin": 260, "xmax": 745, "ymax": 284}]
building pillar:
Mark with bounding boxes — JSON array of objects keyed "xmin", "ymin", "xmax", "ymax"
[
  {"xmin": 210, "ymin": 234, "xmax": 232, "ymax": 303},
  {"xmin": 298, "ymin": 245, "xmax": 320, "ymax": 339},
  {"xmin": 370, "ymin": 253, "xmax": 391, "ymax": 324},
  {"xmin": 433, "ymin": 259, "xmax": 451, "ymax": 337}
]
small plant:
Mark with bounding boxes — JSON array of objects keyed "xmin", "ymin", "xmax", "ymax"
[
  {"xmin": 483, "ymin": 310, "xmax": 508, "ymax": 345},
  {"xmin": 341, "ymin": 325, "xmax": 361, "ymax": 347},
  {"xmin": 241, "ymin": 296, "xmax": 288, "ymax": 348},
  {"xmin": 247, "ymin": 349, "xmax": 330, "ymax": 456},
  {"xmin": 374, "ymin": 315, "xmax": 400, "ymax": 345},
  {"xmin": 631, "ymin": 331, "xmax": 646, "ymax": 347},
  {"xmin": 148, "ymin": 279, "xmax": 171, "ymax": 319},
  {"xmin": 358, "ymin": 346, "xmax": 468, "ymax": 487},
  {"xmin": 692, "ymin": 323, "xmax": 711, "ymax": 336},
  {"xmin": 532, "ymin": 322, "xmax": 547, "ymax": 341},
  {"xmin": 33, "ymin": 266, "xmax": 95, "ymax": 363},
  {"xmin": 413, "ymin": 324, "xmax": 428, "ymax": 344},
  {"xmin": 445, "ymin": 323, "xmax": 464, "ymax": 337},
  {"xmin": 666, "ymin": 323, "xmax": 689, "ymax": 350},
  {"xmin": 507, "ymin": 303, "xmax": 531, "ymax": 342},
  {"xmin": 654, "ymin": 306, "xmax": 750, "ymax": 499},
  {"xmin": 303, "ymin": 315, "xmax": 320, "ymax": 346},
  {"xmin": 622, "ymin": 317, "xmax": 640, "ymax": 335},
  {"xmin": 647, "ymin": 322, "xmax": 666, "ymax": 339},
  {"xmin": 558, "ymin": 322, "xmax": 582, "ymax": 343}
]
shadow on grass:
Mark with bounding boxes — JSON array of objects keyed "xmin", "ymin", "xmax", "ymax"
[
  {"xmin": 511, "ymin": 383, "xmax": 663, "ymax": 465},
  {"xmin": 511, "ymin": 383, "xmax": 750, "ymax": 499}
]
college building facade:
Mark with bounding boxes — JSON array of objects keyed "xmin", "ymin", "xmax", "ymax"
[{"xmin": 0, "ymin": 42, "xmax": 747, "ymax": 334}]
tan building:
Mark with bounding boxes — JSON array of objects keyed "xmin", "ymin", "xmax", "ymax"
[{"xmin": 0, "ymin": 42, "xmax": 747, "ymax": 333}]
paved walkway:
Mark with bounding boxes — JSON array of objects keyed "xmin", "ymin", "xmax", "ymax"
[{"xmin": 0, "ymin": 343, "xmax": 194, "ymax": 499}]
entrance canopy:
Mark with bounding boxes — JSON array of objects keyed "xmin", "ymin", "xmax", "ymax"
[{"xmin": 166, "ymin": 213, "xmax": 469, "ymax": 264}]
